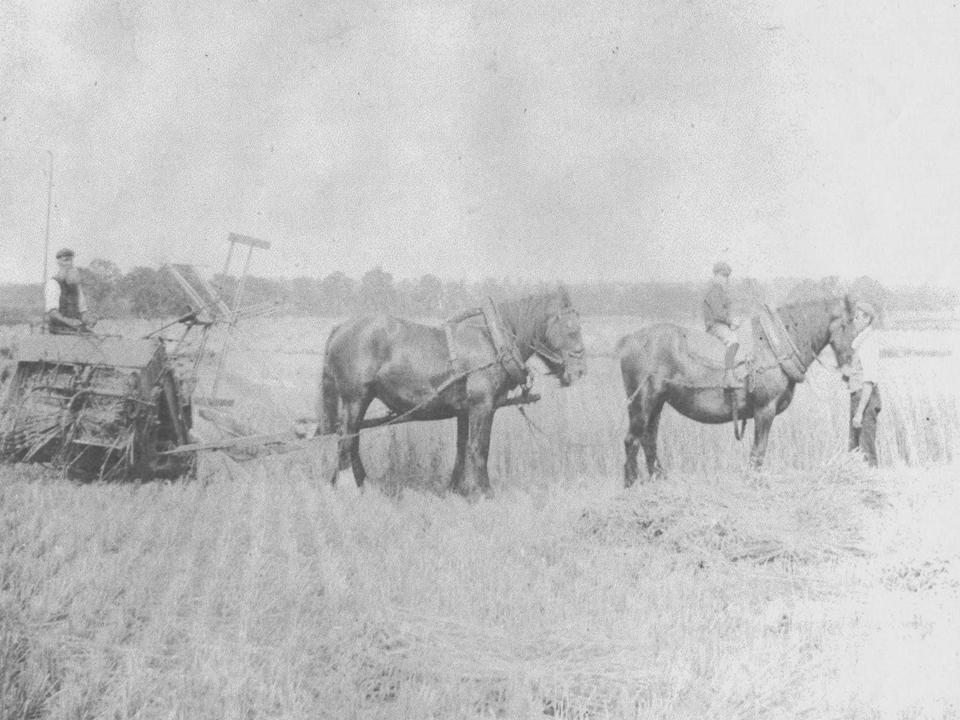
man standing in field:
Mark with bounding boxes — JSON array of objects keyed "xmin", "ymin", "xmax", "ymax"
[
  {"xmin": 703, "ymin": 261, "xmax": 741, "ymax": 389},
  {"xmin": 45, "ymin": 248, "xmax": 96, "ymax": 334},
  {"xmin": 842, "ymin": 301, "xmax": 882, "ymax": 467}
]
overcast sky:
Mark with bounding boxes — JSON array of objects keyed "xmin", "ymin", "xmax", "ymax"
[{"xmin": 2, "ymin": 0, "xmax": 958, "ymax": 287}]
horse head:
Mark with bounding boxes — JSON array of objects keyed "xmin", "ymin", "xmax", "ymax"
[
  {"xmin": 536, "ymin": 287, "xmax": 587, "ymax": 387},
  {"xmin": 826, "ymin": 294, "xmax": 857, "ymax": 367}
]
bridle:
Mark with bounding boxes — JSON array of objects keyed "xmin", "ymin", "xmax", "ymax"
[
  {"xmin": 530, "ymin": 306, "xmax": 583, "ymax": 368},
  {"xmin": 817, "ymin": 314, "xmax": 852, "ymax": 374}
]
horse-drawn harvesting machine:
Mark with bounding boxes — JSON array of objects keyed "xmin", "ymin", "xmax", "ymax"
[
  {"xmin": 0, "ymin": 234, "xmax": 285, "ymax": 480},
  {"xmin": 0, "ymin": 234, "xmax": 546, "ymax": 481}
]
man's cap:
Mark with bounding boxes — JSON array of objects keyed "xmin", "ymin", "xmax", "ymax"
[
  {"xmin": 856, "ymin": 301, "xmax": 877, "ymax": 319},
  {"xmin": 712, "ymin": 261, "xmax": 732, "ymax": 276},
  {"xmin": 55, "ymin": 248, "xmax": 75, "ymax": 259}
]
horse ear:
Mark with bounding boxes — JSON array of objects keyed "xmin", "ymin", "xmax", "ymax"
[
  {"xmin": 558, "ymin": 284, "xmax": 571, "ymax": 306},
  {"xmin": 843, "ymin": 293, "xmax": 855, "ymax": 320}
]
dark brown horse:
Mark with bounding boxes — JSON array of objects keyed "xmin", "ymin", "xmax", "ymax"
[
  {"xmin": 317, "ymin": 288, "xmax": 586, "ymax": 496},
  {"xmin": 618, "ymin": 296, "xmax": 856, "ymax": 485}
]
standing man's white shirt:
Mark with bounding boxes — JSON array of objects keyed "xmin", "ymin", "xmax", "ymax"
[
  {"xmin": 847, "ymin": 326, "xmax": 881, "ymax": 393},
  {"xmin": 44, "ymin": 278, "xmax": 87, "ymax": 314}
]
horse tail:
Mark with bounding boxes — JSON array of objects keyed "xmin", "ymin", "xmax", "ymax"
[
  {"xmin": 315, "ymin": 324, "xmax": 343, "ymax": 436},
  {"xmin": 617, "ymin": 330, "xmax": 651, "ymax": 404}
]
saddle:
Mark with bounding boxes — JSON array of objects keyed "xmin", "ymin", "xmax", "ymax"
[
  {"xmin": 443, "ymin": 298, "xmax": 528, "ymax": 385},
  {"xmin": 681, "ymin": 305, "xmax": 807, "ymax": 387},
  {"xmin": 680, "ymin": 324, "xmax": 757, "ymax": 385}
]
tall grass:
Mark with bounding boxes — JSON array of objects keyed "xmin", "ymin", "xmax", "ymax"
[{"xmin": 1, "ymin": 314, "xmax": 957, "ymax": 719}]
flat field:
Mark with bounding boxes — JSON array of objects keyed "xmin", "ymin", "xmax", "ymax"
[{"xmin": 1, "ymin": 314, "xmax": 958, "ymax": 719}]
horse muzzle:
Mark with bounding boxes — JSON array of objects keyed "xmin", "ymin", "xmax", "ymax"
[{"xmin": 559, "ymin": 355, "xmax": 587, "ymax": 386}]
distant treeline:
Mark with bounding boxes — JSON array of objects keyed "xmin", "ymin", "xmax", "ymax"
[{"xmin": 0, "ymin": 259, "xmax": 955, "ymax": 325}]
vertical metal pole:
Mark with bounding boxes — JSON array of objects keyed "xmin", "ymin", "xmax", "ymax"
[
  {"xmin": 42, "ymin": 151, "xmax": 53, "ymax": 285},
  {"xmin": 232, "ymin": 245, "xmax": 254, "ymax": 313},
  {"xmin": 209, "ymin": 238, "xmax": 236, "ymax": 397},
  {"xmin": 211, "ymin": 245, "xmax": 253, "ymax": 399},
  {"xmin": 220, "ymin": 239, "xmax": 236, "ymax": 292},
  {"xmin": 40, "ymin": 151, "xmax": 53, "ymax": 335}
]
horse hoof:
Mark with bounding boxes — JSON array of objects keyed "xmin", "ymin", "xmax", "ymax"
[
  {"xmin": 453, "ymin": 483, "xmax": 488, "ymax": 501},
  {"xmin": 333, "ymin": 468, "xmax": 364, "ymax": 494}
]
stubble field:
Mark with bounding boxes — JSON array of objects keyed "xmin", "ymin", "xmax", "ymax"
[{"xmin": 1, "ymin": 313, "xmax": 958, "ymax": 719}]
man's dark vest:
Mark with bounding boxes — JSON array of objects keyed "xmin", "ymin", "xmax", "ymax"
[{"xmin": 48, "ymin": 278, "xmax": 81, "ymax": 334}]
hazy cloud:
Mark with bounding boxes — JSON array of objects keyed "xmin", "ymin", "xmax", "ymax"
[{"xmin": 2, "ymin": 0, "xmax": 958, "ymax": 287}]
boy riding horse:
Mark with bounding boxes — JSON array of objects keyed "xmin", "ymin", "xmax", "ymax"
[{"xmin": 702, "ymin": 261, "xmax": 742, "ymax": 389}]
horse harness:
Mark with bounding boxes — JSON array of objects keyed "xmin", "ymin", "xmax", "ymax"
[
  {"xmin": 369, "ymin": 294, "xmax": 551, "ymax": 433},
  {"xmin": 365, "ymin": 297, "xmax": 561, "ymax": 432},
  {"xmin": 443, "ymin": 298, "xmax": 529, "ymax": 386}
]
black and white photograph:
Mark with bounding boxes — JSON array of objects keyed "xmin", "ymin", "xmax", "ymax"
[{"xmin": 1, "ymin": 1, "xmax": 958, "ymax": 717}]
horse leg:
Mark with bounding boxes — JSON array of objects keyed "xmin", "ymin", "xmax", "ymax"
[
  {"xmin": 449, "ymin": 413, "xmax": 468, "ymax": 493},
  {"xmin": 461, "ymin": 401, "xmax": 495, "ymax": 498},
  {"xmin": 749, "ymin": 403, "xmax": 776, "ymax": 468},
  {"xmin": 624, "ymin": 397, "xmax": 644, "ymax": 488},
  {"xmin": 642, "ymin": 395, "xmax": 666, "ymax": 480},
  {"xmin": 624, "ymin": 383, "xmax": 666, "ymax": 487}
]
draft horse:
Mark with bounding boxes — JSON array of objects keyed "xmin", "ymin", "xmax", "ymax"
[
  {"xmin": 618, "ymin": 296, "xmax": 856, "ymax": 485},
  {"xmin": 316, "ymin": 288, "xmax": 586, "ymax": 496}
]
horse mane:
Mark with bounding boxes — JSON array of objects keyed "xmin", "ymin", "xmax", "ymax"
[
  {"xmin": 497, "ymin": 289, "xmax": 566, "ymax": 350},
  {"xmin": 775, "ymin": 295, "xmax": 848, "ymax": 359}
]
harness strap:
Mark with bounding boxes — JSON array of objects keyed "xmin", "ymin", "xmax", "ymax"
[
  {"xmin": 443, "ymin": 308, "xmax": 482, "ymax": 367},
  {"xmin": 482, "ymin": 298, "xmax": 527, "ymax": 381},
  {"xmin": 443, "ymin": 323, "xmax": 459, "ymax": 366},
  {"xmin": 443, "ymin": 301, "xmax": 528, "ymax": 385},
  {"xmin": 757, "ymin": 305, "xmax": 807, "ymax": 383},
  {"xmin": 729, "ymin": 388, "xmax": 748, "ymax": 441}
]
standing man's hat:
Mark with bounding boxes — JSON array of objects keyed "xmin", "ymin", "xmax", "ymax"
[
  {"xmin": 712, "ymin": 261, "xmax": 732, "ymax": 276},
  {"xmin": 55, "ymin": 248, "xmax": 75, "ymax": 259}
]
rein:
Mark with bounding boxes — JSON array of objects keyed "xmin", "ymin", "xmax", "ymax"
[{"xmin": 325, "ymin": 360, "xmax": 501, "ymax": 443}]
